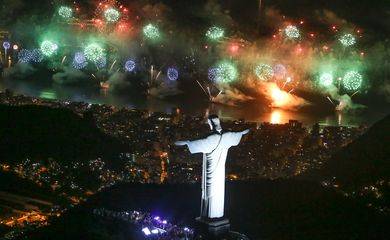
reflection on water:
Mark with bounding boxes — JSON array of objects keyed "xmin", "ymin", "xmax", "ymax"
[
  {"xmin": 264, "ymin": 109, "xmax": 365, "ymax": 127},
  {"xmin": 338, "ymin": 112, "xmax": 342, "ymax": 125},
  {"xmin": 268, "ymin": 109, "xmax": 305, "ymax": 125},
  {"xmin": 0, "ymin": 79, "xmax": 388, "ymax": 127},
  {"xmin": 39, "ymin": 90, "xmax": 57, "ymax": 100}
]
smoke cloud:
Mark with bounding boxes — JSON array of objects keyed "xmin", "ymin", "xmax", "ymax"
[
  {"xmin": 213, "ymin": 86, "xmax": 253, "ymax": 106},
  {"xmin": 3, "ymin": 63, "xmax": 36, "ymax": 80},
  {"xmin": 52, "ymin": 67, "xmax": 88, "ymax": 85},
  {"xmin": 107, "ymin": 72, "xmax": 131, "ymax": 92}
]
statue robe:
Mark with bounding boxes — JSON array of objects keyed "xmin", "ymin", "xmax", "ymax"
[{"xmin": 187, "ymin": 132, "xmax": 243, "ymax": 219}]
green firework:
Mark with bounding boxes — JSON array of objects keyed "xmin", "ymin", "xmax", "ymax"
[
  {"xmin": 339, "ymin": 34, "xmax": 356, "ymax": 47},
  {"xmin": 206, "ymin": 26, "xmax": 225, "ymax": 41},
  {"xmin": 104, "ymin": 8, "xmax": 120, "ymax": 23},
  {"xmin": 215, "ymin": 61, "xmax": 238, "ymax": 83},
  {"xmin": 343, "ymin": 71, "xmax": 362, "ymax": 91},
  {"xmin": 254, "ymin": 64, "xmax": 274, "ymax": 81},
  {"xmin": 84, "ymin": 43, "xmax": 105, "ymax": 62},
  {"xmin": 40, "ymin": 40, "xmax": 58, "ymax": 57},
  {"xmin": 58, "ymin": 6, "xmax": 73, "ymax": 19},
  {"xmin": 143, "ymin": 24, "xmax": 160, "ymax": 40},
  {"xmin": 319, "ymin": 72, "xmax": 334, "ymax": 87}
]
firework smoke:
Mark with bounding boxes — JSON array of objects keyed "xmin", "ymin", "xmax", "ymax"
[
  {"xmin": 52, "ymin": 67, "xmax": 88, "ymax": 85},
  {"xmin": 0, "ymin": 0, "xmax": 388, "ymax": 113}
]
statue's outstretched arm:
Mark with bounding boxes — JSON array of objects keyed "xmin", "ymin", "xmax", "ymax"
[
  {"xmin": 241, "ymin": 129, "xmax": 250, "ymax": 135},
  {"xmin": 175, "ymin": 140, "xmax": 189, "ymax": 146}
]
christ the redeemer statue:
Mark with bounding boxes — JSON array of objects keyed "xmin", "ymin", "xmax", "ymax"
[{"xmin": 175, "ymin": 115, "xmax": 249, "ymax": 220}]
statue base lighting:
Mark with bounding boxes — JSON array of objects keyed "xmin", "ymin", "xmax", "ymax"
[
  {"xmin": 196, "ymin": 217, "xmax": 230, "ymax": 237},
  {"xmin": 195, "ymin": 217, "xmax": 250, "ymax": 240}
]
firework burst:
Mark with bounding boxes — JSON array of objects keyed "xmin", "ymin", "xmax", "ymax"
[
  {"xmin": 40, "ymin": 40, "xmax": 58, "ymax": 57},
  {"xmin": 214, "ymin": 61, "xmax": 238, "ymax": 83},
  {"xmin": 58, "ymin": 6, "xmax": 73, "ymax": 19},
  {"xmin": 143, "ymin": 24, "xmax": 160, "ymax": 40},
  {"xmin": 167, "ymin": 67, "xmax": 179, "ymax": 81},
  {"xmin": 339, "ymin": 33, "xmax": 356, "ymax": 47},
  {"xmin": 284, "ymin": 25, "xmax": 300, "ymax": 40},
  {"xmin": 124, "ymin": 59, "xmax": 136, "ymax": 72},
  {"xmin": 255, "ymin": 64, "xmax": 274, "ymax": 81},
  {"xmin": 18, "ymin": 49, "xmax": 32, "ymax": 63},
  {"xmin": 343, "ymin": 71, "xmax": 362, "ymax": 91},
  {"xmin": 206, "ymin": 26, "xmax": 224, "ymax": 41},
  {"xmin": 30, "ymin": 49, "xmax": 44, "ymax": 63},
  {"xmin": 319, "ymin": 72, "xmax": 334, "ymax": 87},
  {"xmin": 84, "ymin": 43, "xmax": 105, "ymax": 63},
  {"xmin": 104, "ymin": 8, "xmax": 120, "ymax": 23}
]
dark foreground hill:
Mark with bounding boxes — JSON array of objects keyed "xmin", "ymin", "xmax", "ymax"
[
  {"xmin": 0, "ymin": 172, "xmax": 58, "ymax": 236},
  {"xmin": 317, "ymin": 114, "xmax": 390, "ymax": 188},
  {"xmin": 22, "ymin": 181, "xmax": 389, "ymax": 240},
  {"xmin": 0, "ymin": 104, "xmax": 126, "ymax": 163},
  {"xmin": 0, "ymin": 172, "xmax": 56, "ymax": 201}
]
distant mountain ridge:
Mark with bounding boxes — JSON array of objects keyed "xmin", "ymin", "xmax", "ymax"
[
  {"xmin": 0, "ymin": 104, "xmax": 126, "ymax": 163},
  {"xmin": 318, "ymin": 114, "xmax": 390, "ymax": 188}
]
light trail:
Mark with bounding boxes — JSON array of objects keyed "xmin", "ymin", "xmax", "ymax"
[
  {"xmin": 109, "ymin": 59, "xmax": 117, "ymax": 71},
  {"xmin": 350, "ymin": 90, "xmax": 359, "ymax": 98},
  {"xmin": 196, "ymin": 80, "xmax": 210, "ymax": 98},
  {"xmin": 61, "ymin": 56, "xmax": 67, "ymax": 64},
  {"xmin": 327, "ymin": 96, "xmax": 335, "ymax": 106}
]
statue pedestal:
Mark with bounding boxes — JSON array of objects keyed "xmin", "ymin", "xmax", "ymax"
[{"xmin": 195, "ymin": 217, "xmax": 230, "ymax": 238}]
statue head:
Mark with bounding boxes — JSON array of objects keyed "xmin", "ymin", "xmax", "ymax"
[{"xmin": 207, "ymin": 114, "xmax": 222, "ymax": 133}]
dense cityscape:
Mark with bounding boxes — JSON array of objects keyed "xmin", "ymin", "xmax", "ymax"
[
  {"xmin": 1, "ymin": 89, "xmax": 379, "ymax": 239},
  {"xmin": 0, "ymin": 0, "xmax": 389, "ymax": 239}
]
